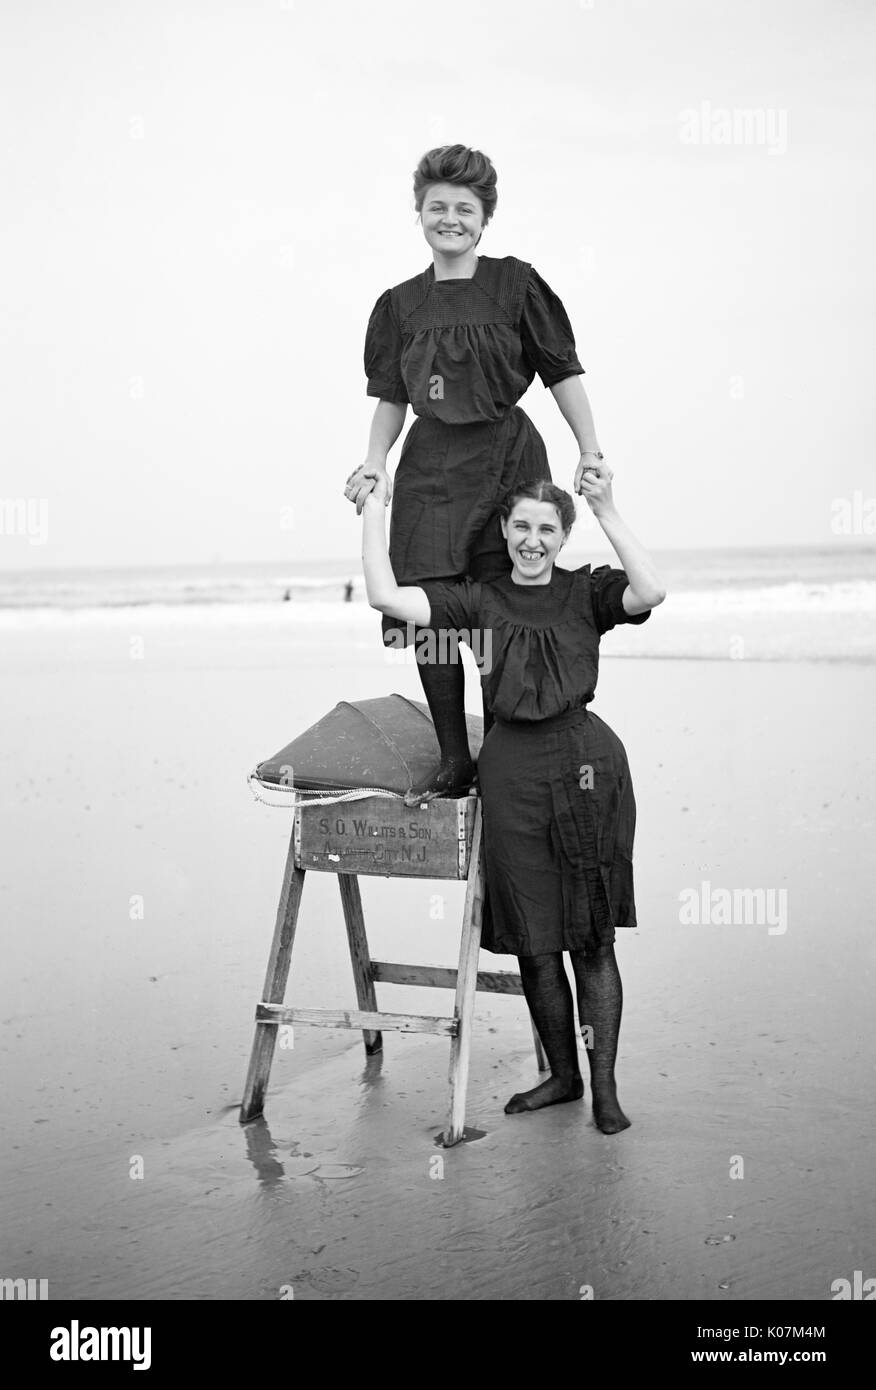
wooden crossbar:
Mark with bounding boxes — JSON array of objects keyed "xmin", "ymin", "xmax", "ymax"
[
  {"xmin": 255, "ymin": 1003, "xmax": 457, "ymax": 1037},
  {"xmin": 371, "ymin": 961, "xmax": 524, "ymax": 994},
  {"xmin": 240, "ymin": 796, "xmax": 547, "ymax": 1142}
]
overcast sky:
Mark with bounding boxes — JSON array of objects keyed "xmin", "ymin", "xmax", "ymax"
[{"xmin": 2, "ymin": 0, "xmax": 874, "ymax": 569}]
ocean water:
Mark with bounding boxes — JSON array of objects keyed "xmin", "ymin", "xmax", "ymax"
[
  {"xmin": 1, "ymin": 545, "xmax": 874, "ymax": 663},
  {"xmin": 1, "ymin": 544, "xmax": 874, "ymax": 609}
]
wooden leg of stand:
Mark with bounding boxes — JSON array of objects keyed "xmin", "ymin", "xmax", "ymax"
[
  {"xmin": 240, "ymin": 832, "xmax": 305, "ymax": 1123},
  {"xmin": 444, "ymin": 800, "xmax": 485, "ymax": 1146},
  {"xmin": 530, "ymin": 1017, "xmax": 549, "ymax": 1072},
  {"xmin": 338, "ymin": 873, "xmax": 382, "ymax": 1055}
]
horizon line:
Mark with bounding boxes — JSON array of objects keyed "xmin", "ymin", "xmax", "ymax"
[{"xmin": 0, "ymin": 538, "xmax": 872, "ymax": 577}]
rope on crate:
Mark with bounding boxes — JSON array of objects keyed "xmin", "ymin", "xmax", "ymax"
[{"xmin": 246, "ymin": 771, "xmax": 404, "ymax": 809}]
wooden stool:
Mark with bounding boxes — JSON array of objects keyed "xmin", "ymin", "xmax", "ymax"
[{"xmin": 239, "ymin": 792, "xmax": 547, "ymax": 1145}]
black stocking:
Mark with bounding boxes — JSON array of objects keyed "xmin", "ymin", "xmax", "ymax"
[
  {"xmin": 505, "ymin": 953, "xmax": 584, "ymax": 1114},
  {"xmin": 569, "ymin": 945, "xmax": 631, "ymax": 1133},
  {"xmin": 405, "ymin": 654, "xmax": 475, "ymax": 805}
]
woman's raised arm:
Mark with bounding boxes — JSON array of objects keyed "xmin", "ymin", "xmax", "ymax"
[
  {"xmin": 361, "ymin": 485, "xmax": 431, "ymax": 626},
  {"xmin": 579, "ymin": 465, "xmax": 666, "ymax": 614}
]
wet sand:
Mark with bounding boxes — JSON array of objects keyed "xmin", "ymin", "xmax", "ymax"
[{"xmin": 1, "ymin": 607, "xmax": 874, "ymax": 1299}]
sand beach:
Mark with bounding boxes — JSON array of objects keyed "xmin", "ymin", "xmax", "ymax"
[{"xmin": 2, "ymin": 593, "xmax": 874, "ymax": 1300}]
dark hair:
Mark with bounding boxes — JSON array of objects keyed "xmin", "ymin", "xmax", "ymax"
[
  {"xmin": 413, "ymin": 145, "xmax": 498, "ymax": 228},
  {"xmin": 498, "ymin": 479, "xmax": 577, "ymax": 535}
]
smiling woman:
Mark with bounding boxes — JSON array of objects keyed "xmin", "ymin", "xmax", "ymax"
[
  {"xmin": 360, "ymin": 465, "xmax": 665, "ymax": 1129},
  {"xmin": 417, "ymin": 148, "xmax": 496, "ymax": 260},
  {"xmin": 344, "ymin": 143, "xmax": 604, "ymax": 803}
]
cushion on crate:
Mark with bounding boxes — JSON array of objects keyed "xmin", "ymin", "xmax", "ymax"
[{"xmin": 254, "ymin": 694, "xmax": 484, "ymax": 794}]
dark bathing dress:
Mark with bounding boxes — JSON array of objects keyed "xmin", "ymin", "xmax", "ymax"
[
  {"xmin": 421, "ymin": 565, "xmax": 651, "ymax": 957},
  {"xmin": 364, "ymin": 255, "xmax": 584, "ymax": 645}
]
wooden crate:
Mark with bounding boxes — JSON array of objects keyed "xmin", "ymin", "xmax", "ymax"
[{"xmin": 294, "ymin": 793, "xmax": 477, "ymax": 880}]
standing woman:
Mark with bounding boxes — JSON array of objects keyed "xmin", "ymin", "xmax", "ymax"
[
  {"xmin": 345, "ymin": 144, "xmax": 604, "ymax": 804},
  {"xmin": 361, "ymin": 463, "xmax": 666, "ymax": 1133}
]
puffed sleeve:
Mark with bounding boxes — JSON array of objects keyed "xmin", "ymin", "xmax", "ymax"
[
  {"xmin": 364, "ymin": 289, "xmax": 410, "ymax": 404},
  {"xmin": 420, "ymin": 578, "xmax": 481, "ymax": 634},
  {"xmin": 586, "ymin": 565, "xmax": 651, "ymax": 635},
  {"xmin": 519, "ymin": 267, "xmax": 585, "ymax": 388}
]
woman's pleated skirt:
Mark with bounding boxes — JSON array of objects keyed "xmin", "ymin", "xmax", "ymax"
[
  {"xmin": 381, "ymin": 406, "xmax": 549, "ymax": 645},
  {"xmin": 476, "ymin": 707, "xmax": 639, "ymax": 956}
]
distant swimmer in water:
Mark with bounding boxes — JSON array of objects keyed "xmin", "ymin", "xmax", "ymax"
[{"xmin": 283, "ymin": 588, "xmax": 291, "ymax": 602}]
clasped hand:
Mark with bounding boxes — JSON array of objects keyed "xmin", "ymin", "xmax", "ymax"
[
  {"xmin": 574, "ymin": 454, "xmax": 616, "ymax": 517},
  {"xmin": 344, "ymin": 465, "xmax": 392, "ymax": 515}
]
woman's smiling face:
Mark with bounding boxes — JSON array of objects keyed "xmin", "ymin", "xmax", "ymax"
[
  {"xmin": 420, "ymin": 182, "xmax": 484, "ymax": 259},
  {"xmin": 501, "ymin": 498, "xmax": 568, "ymax": 583}
]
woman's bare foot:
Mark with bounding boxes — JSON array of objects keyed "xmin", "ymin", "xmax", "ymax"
[
  {"xmin": 591, "ymin": 1081, "xmax": 631, "ymax": 1134},
  {"xmin": 404, "ymin": 756, "xmax": 476, "ymax": 806},
  {"xmin": 504, "ymin": 1073, "xmax": 584, "ymax": 1114}
]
